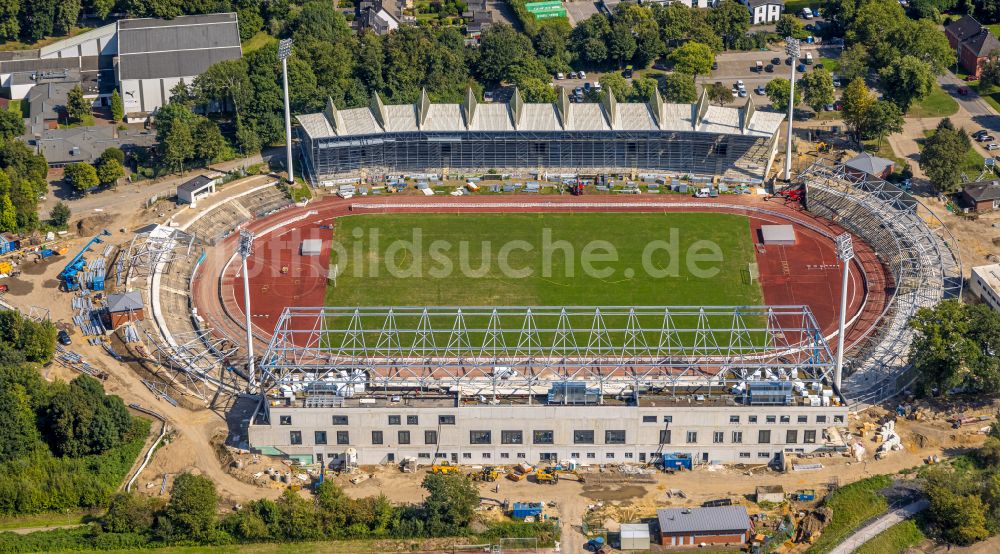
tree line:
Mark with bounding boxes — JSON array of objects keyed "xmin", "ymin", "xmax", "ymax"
[
  {"xmin": 0, "ymin": 310, "xmax": 148, "ymax": 516},
  {"xmin": 0, "ymin": 472, "xmax": 558, "ymax": 551}
]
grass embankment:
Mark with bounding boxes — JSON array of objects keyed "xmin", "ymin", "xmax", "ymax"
[
  {"xmin": 242, "ymin": 31, "xmax": 276, "ymax": 53},
  {"xmin": 854, "ymin": 519, "xmax": 926, "ymax": 554},
  {"xmin": 805, "ymin": 475, "xmax": 893, "ymax": 554},
  {"xmin": 907, "ymin": 84, "xmax": 959, "ymax": 118}
]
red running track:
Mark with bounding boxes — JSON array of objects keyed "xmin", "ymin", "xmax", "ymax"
[{"xmin": 190, "ymin": 195, "xmax": 892, "ymax": 356}]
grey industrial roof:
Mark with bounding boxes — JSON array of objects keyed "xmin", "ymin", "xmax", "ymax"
[
  {"xmin": 657, "ymin": 506, "xmax": 751, "ymax": 535},
  {"xmin": 0, "ymin": 57, "xmax": 80, "ymax": 75},
  {"xmin": 32, "ymin": 125, "xmax": 157, "ymax": 165},
  {"xmin": 298, "ymin": 88, "xmax": 783, "ymax": 140},
  {"xmin": 963, "ymin": 180, "xmax": 1000, "ymax": 202},
  {"xmin": 747, "ymin": 0, "xmax": 783, "ymax": 7},
  {"xmin": 947, "ymin": 15, "xmax": 984, "ymax": 43},
  {"xmin": 117, "ymin": 12, "xmax": 242, "ymax": 81},
  {"xmin": 178, "ymin": 175, "xmax": 215, "ymax": 194},
  {"xmin": 107, "ymin": 290, "xmax": 144, "ymax": 313},
  {"xmin": 845, "ymin": 152, "xmax": 894, "ymax": 176}
]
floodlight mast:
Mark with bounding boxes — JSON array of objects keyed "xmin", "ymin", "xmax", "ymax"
[
  {"xmin": 278, "ymin": 39, "xmax": 294, "ymax": 185},
  {"xmin": 784, "ymin": 37, "xmax": 801, "ymax": 181},
  {"xmin": 834, "ymin": 233, "xmax": 855, "ymax": 391},
  {"xmin": 239, "ymin": 230, "xmax": 256, "ymax": 390}
]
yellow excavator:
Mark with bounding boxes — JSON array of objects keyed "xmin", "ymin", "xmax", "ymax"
[
  {"xmin": 471, "ymin": 466, "xmax": 500, "ymax": 482},
  {"xmin": 430, "ymin": 461, "xmax": 460, "ymax": 475}
]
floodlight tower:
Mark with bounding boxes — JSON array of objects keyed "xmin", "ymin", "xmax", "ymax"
[
  {"xmin": 834, "ymin": 233, "xmax": 855, "ymax": 392},
  {"xmin": 783, "ymin": 37, "xmax": 801, "ymax": 181},
  {"xmin": 239, "ymin": 229, "xmax": 257, "ymax": 390},
  {"xmin": 278, "ymin": 39, "xmax": 294, "ymax": 184}
]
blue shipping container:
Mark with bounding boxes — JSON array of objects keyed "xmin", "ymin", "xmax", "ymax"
[
  {"xmin": 662, "ymin": 453, "xmax": 693, "ymax": 470},
  {"xmin": 511, "ymin": 502, "xmax": 543, "ymax": 519}
]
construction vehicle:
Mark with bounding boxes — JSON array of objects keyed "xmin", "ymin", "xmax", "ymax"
[
  {"xmin": 0, "ymin": 284, "xmax": 8, "ymax": 294},
  {"xmin": 58, "ymin": 230, "xmax": 111, "ymax": 291},
  {"xmin": 507, "ymin": 471, "xmax": 527, "ymax": 482},
  {"xmin": 768, "ymin": 186, "xmax": 804, "ymax": 204},
  {"xmin": 430, "ymin": 461, "xmax": 460, "ymax": 475},
  {"xmin": 471, "ymin": 466, "xmax": 499, "ymax": 482},
  {"xmin": 569, "ymin": 181, "xmax": 584, "ymax": 195},
  {"xmin": 534, "ymin": 468, "xmax": 559, "ymax": 484}
]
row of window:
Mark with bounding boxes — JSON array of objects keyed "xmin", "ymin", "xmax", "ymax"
[
  {"xmin": 279, "ymin": 413, "xmax": 844, "ymax": 427},
  {"xmin": 288, "ymin": 428, "xmax": 820, "ymax": 446}
]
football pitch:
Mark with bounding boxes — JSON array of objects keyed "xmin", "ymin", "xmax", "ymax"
[{"xmin": 325, "ymin": 212, "xmax": 763, "ymax": 308}]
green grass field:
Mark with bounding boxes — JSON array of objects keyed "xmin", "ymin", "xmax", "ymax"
[
  {"xmin": 806, "ymin": 475, "xmax": 893, "ymax": 554},
  {"xmin": 326, "ymin": 213, "xmax": 762, "ymax": 307},
  {"xmin": 854, "ymin": 519, "xmax": 925, "ymax": 554},
  {"xmin": 907, "ymin": 83, "xmax": 959, "ymax": 119}
]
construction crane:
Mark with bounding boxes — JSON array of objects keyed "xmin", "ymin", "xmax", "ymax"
[
  {"xmin": 767, "ymin": 185, "xmax": 805, "ymax": 205},
  {"xmin": 59, "ymin": 230, "xmax": 111, "ymax": 292}
]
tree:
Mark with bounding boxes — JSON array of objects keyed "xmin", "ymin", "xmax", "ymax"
[
  {"xmin": 0, "ymin": 109, "xmax": 24, "ymax": 140},
  {"xmin": 569, "ymin": 14, "xmax": 610, "ymax": 67},
  {"xmin": 909, "ymin": 299, "xmax": 984, "ymax": 394},
  {"xmin": 879, "ymin": 55, "xmax": 934, "ymax": 112},
  {"xmin": 707, "ymin": 82, "xmax": 733, "ymax": 105},
  {"xmin": 924, "ymin": 467, "xmax": 991, "ymax": 545},
  {"xmin": 838, "ymin": 43, "xmax": 870, "ymax": 83},
  {"xmin": 193, "ymin": 60, "xmax": 253, "ymax": 116},
  {"xmin": 841, "ymin": 78, "xmax": 877, "ymax": 143},
  {"xmin": 63, "ymin": 162, "xmax": 99, "ymax": 192},
  {"xmin": 0, "ymin": 0, "xmax": 19, "ymax": 42},
  {"xmin": 95, "ymin": 157, "xmax": 124, "ymax": 187},
  {"xmin": 661, "ymin": 72, "xmax": 698, "ymax": 103},
  {"xmin": 0, "ymin": 195, "xmax": 16, "ymax": 232},
  {"xmin": 161, "ymin": 473, "xmax": 218, "ymax": 542},
  {"xmin": 668, "ymin": 41, "xmax": 714, "ymax": 76},
  {"xmin": 629, "ymin": 76, "xmax": 658, "ymax": 101},
  {"xmin": 98, "ymin": 147, "xmax": 125, "ymax": 166},
  {"xmin": 65, "ymin": 85, "xmax": 89, "ymax": 123},
  {"xmin": 775, "ymin": 14, "xmax": 805, "ymax": 39},
  {"xmin": 599, "ymin": 73, "xmax": 630, "ymax": 100},
  {"xmin": 192, "ymin": 119, "xmax": 225, "ymax": 165},
  {"xmin": 706, "ymin": 0, "xmax": 750, "ymax": 49},
  {"xmin": 800, "ymin": 69, "xmax": 835, "ymax": 112},
  {"xmin": 238, "ymin": 6, "xmax": 263, "ymax": 42},
  {"xmin": 110, "ymin": 90, "xmax": 124, "ymax": 123},
  {"xmin": 865, "ymin": 100, "xmax": 903, "ymax": 149},
  {"xmin": 765, "ymin": 78, "xmax": 801, "ymax": 112},
  {"xmin": 608, "ymin": 21, "xmax": 637, "ymax": 66},
  {"xmin": 422, "ymin": 473, "xmax": 479, "ymax": 535},
  {"xmin": 919, "ymin": 119, "xmax": 971, "ymax": 194},
  {"xmin": 49, "ymin": 201, "xmax": 70, "ymax": 227},
  {"xmin": 0, "ymin": 383, "xmax": 38, "ymax": 461},
  {"xmin": 102, "ymin": 492, "xmax": 159, "ymax": 534},
  {"xmin": 477, "ymin": 23, "xmax": 536, "ymax": 84}
]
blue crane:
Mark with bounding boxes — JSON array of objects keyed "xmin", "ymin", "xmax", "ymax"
[{"xmin": 59, "ymin": 230, "xmax": 111, "ymax": 291}]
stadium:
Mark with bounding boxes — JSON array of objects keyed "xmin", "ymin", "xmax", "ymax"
[{"xmin": 121, "ymin": 155, "xmax": 961, "ymax": 469}]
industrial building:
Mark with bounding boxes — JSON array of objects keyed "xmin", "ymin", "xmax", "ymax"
[
  {"xmin": 296, "ymin": 88, "xmax": 785, "ymax": 184},
  {"xmin": 970, "ymin": 264, "xmax": 1000, "ymax": 312},
  {"xmin": 656, "ymin": 505, "xmax": 752, "ymax": 546}
]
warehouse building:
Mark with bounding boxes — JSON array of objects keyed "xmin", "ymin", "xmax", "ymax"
[
  {"xmin": 970, "ymin": 263, "xmax": 1000, "ymax": 312},
  {"xmin": 296, "ymin": 87, "xmax": 785, "ymax": 183},
  {"xmin": 657, "ymin": 505, "xmax": 752, "ymax": 546}
]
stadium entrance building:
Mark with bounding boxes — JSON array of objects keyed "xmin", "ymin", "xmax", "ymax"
[{"xmin": 296, "ymin": 88, "xmax": 785, "ymax": 184}]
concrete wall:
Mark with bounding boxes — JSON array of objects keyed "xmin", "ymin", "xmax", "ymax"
[
  {"xmin": 249, "ymin": 402, "xmax": 848, "ymax": 466},
  {"xmin": 971, "ymin": 266, "xmax": 1000, "ymax": 312},
  {"xmin": 121, "ymin": 76, "xmax": 189, "ymax": 113},
  {"xmin": 40, "ymin": 23, "xmax": 117, "ymax": 58}
]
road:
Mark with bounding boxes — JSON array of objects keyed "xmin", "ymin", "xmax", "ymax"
[{"xmin": 828, "ymin": 499, "xmax": 929, "ymax": 554}]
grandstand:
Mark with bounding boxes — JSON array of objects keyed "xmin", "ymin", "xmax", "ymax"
[{"xmin": 185, "ymin": 184, "xmax": 291, "ymax": 245}]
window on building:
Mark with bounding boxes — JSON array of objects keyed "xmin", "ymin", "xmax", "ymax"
[
  {"xmin": 483, "ymin": 453, "xmax": 491, "ymax": 459},
  {"xmin": 730, "ymin": 415, "xmax": 740, "ymax": 424},
  {"xmin": 686, "ymin": 431, "xmax": 697, "ymax": 444},
  {"xmin": 766, "ymin": 415, "xmax": 776, "ymax": 424},
  {"xmin": 624, "ymin": 452, "xmax": 633, "ymax": 459},
  {"xmin": 758, "ymin": 430, "xmax": 771, "ymax": 444},
  {"xmin": 749, "ymin": 416, "xmax": 758, "ymax": 423},
  {"xmin": 739, "ymin": 452, "xmax": 751, "ymax": 459},
  {"xmin": 732, "ymin": 431, "xmax": 743, "ymax": 443},
  {"xmin": 398, "ymin": 430, "xmax": 410, "ymax": 445},
  {"xmin": 280, "ymin": 416, "xmax": 292, "ymax": 426},
  {"xmin": 586, "ymin": 452, "xmax": 596, "ymax": 459},
  {"xmin": 331, "ymin": 415, "xmax": 348, "ymax": 425},
  {"xmin": 530, "ymin": 430, "xmax": 553, "ymax": 444},
  {"xmin": 797, "ymin": 415, "xmax": 808, "ymax": 423},
  {"xmin": 834, "ymin": 415, "xmax": 845, "ymax": 423},
  {"xmin": 780, "ymin": 415, "xmax": 790, "ymax": 424},
  {"xmin": 470, "ymin": 430, "xmax": 492, "ymax": 444},
  {"xmin": 758, "ymin": 452, "xmax": 771, "ymax": 458},
  {"xmin": 517, "ymin": 453, "xmax": 526, "ymax": 458},
  {"xmin": 786, "ymin": 430, "xmax": 798, "ymax": 444},
  {"xmin": 713, "ymin": 431, "xmax": 724, "ymax": 444},
  {"xmin": 605, "ymin": 430, "xmax": 626, "ymax": 444},
  {"xmin": 314, "ymin": 431, "xmax": 327, "ymax": 445},
  {"xmin": 804, "ymin": 430, "xmax": 817, "ymax": 443},
  {"xmin": 574, "ymin": 430, "xmax": 595, "ymax": 444},
  {"xmin": 336, "ymin": 431, "xmax": 349, "ymax": 445},
  {"xmin": 642, "ymin": 415, "xmax": 657, "ymax": 423},
  {"xmin": 571, "ymin": 452, "xmax": 580, "ymax": 458},
  {"xmin": 660, "ymin": 429, "xmax": 672, "ymax": 444},
  {"xmin": 388, "ymin": 415, "xmax": 401, "ymax": 425},
  {"xmin": 502, "ymin": 430, "xmax": 524, "ymax": 444},
  {"xmin": 663, "ymin": 415, "xmax": 673, "ymax": 423},
  {"xmin": 425, "ymin": 430, "xmax": 437, "ymax": 444},
  {"xmin": 436, "ymin": 453, "xmax": 447, "ymax": 458},
  {"xmin": 372, "ymin": 431, "xmax": 383, "ymax": 445},
  {"xmin": 290, "ymin": 431, "xmax": 301, "ymax": 445},
  {"xmin": 418, "ymin": 453, "xmax": 431, "ymax": 459},
  {"xmin": 407, "ymin": 415, "xmax": 419, "ymax": 425},
  {"xmin": 501, "ymin": 452, "xmax": 510, "ymax": 459},
  {"xmin": 816, "ymin": 416, "xmax": 828, "ymax": 423},
  {"xmin": 606, "ymin": 452, "xmax": 615, "ymax": 459},
  {"xmin": 463, "ymin": 452, "xmax": 472, "ymax": 459},
  {"xmin": 439, "ymin": 415, "xmax": 456, "ymax": 425}
]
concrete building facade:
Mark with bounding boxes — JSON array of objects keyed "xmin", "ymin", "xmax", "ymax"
[{"xmin": 970, "ymin": 264, "xmax": 1000, "ymax": 312}]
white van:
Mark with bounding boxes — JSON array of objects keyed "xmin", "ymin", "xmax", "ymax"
[
  {"xmin": 802, "ymin": 7, "xmax": 814, "ymax": 19},
  {"xmin": 694, "ymin": 187, "xmax": 711, "ymax": 198},
  {"xmin": 805, "ymin": 52, "xmax": 813, "ymax": 65}
]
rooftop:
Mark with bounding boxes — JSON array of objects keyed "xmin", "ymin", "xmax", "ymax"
[
  {"xmin": 845, "ymin": 152, "xmax": 894, "ymax": 176},
  {"xmin": 116, "ymin": 12, "xmax": 242, "ymax": 81},
  {"xmin": 963, "ymin": 179, "xmax": 1000, "ymax": 202},
  {"xmin": 657, "ymin": 506, "xmax": 750, "ymax": 535},
  {"xmin": 178, "ymin": 175, "xmax": 216, "ymax": 195},
  {"xmin": 31, "ymin": 125, "xmax": 156, "ymax": 165},
  {"xmin": 947, "ymin": 14, "xmax": 984, "ymax": 43},
  {"xmin": 972, "ymin": 264, "xmax": 1000, "ymax": 293},
  {"xmin": 107, "ymin": 290, "xmax": 144, "ymax": 313}
]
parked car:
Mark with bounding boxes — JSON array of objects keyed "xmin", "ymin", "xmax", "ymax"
[
  {"xmin": 786, "ymin": 56, "xmax": 793, "ymax": 65},
  {"xmin": 977, "ymin": 135, "xmax": 996, "ymax": 142},
  {"xmin": 832, "ymin": 78, "xmax": 842, "ymax": 87},
  {"xmin": 622, "ymin": 65, "xmax": 634, "ymax": 78},
  {"xmin": 834, "ymin": 101, "xmax": 844, "ymax": 111},
  {"xmin": 802, "ymin": 7, "xmax": 814, "ymax": 18},
  {"xmin": 58, "ymin": 330, "xmax": 72, "ymax": 346},
  {"xmin": 738, "ymin": 89, "xmax": 748, "ymax": 97},
  {"xmin": 579, "ymin": 70, "xmax": 587, "ymax": 79},
  {"xmin": 765, "ymin": 64, "xmax": 774, "ymax": 73},
  {"xmin": 484, "ymin": 91, "xmax": 494, "ymax": 102},
  {"xmin": 772, "ymin": 57, "xmax": 781, "ymax": 65},
  {"xmin": 736, "ymin": 80, "xmax": 745, "ymax": 89},
  {"xmin": 755, "ymin": 85, "xmax": 766, "ymax": 95},
  {"xmin": 987, "ymin": 143, "xmax": 1000, "ymax": 151},
  {"xmin": 569, "ymin": 71, "xmax": 578, "ymax": 79},
  {"xmin": 556, "ymin": 72, "xmax": 565, "ymax": 80},
  {"xmin": 815, "ymin": 63, "xmax": 824, "ymax": 70},
  {"xmin": 711, "ymin": 61, "xmax": 719, "ymax": 70},
  {"xmin": 584, "ymin": 82, "xmax": 592, "ymax": 91},
  {"xmin": 965, "ymin": 74, "xmax": 978, "ymax": 82},
  {"xmin": 797, "ymin": 63, "xmax": 807, "ymax": 72},
  {"xmin": 958, "ymin": 86, "xmax": 970, "ymax": 95},
  {"xmin": 973, "ymin": 129, "xmax": 989, "ymax": 138},
  {"xmin": 824, "ymin": 104, "xmax": 834, "ymax": 111}
]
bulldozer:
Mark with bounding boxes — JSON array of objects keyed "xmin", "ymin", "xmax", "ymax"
[
  {"xmin": 471, "ymin": 466, "xmax": 500, "ymax": 482},
  {"xmin": 534, "ymin": 468, "xmax": 559, "ymax": 484},
  {"xmin": 430, "ymin": 461, "xmax": 460, "ymax": 475}
]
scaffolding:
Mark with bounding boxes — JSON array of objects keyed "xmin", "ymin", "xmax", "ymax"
[
  {"xmin": 257, "ymin": 305, "xmax": 835, "ymax": 399},
  {"xmin": 797, "ymin": 160, "xmax": 962, "ymax": 406},
  {"xmin": 119, "ymin": 224, "xmax": 195, "ymax": 283}
]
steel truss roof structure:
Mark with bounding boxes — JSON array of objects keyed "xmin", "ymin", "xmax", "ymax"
[
  {"xmin": 119, "ymin": 224, "xmax": 195, "ymax": 282},
  {"xmin": 798, "ymin": 161, "xmax": 962, "ymax": 406},
  {"xmin": 258, "ymin": 305, "xmax": 834, "ymax": 397}
]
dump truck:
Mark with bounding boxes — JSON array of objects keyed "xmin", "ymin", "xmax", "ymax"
[{"xmin": 430, "ymin": 461, "xmax": 460, "ymax": 475}]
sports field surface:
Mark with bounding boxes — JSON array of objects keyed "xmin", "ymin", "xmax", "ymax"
[{"xmin": 325, "ymin": 212, "xmax": 763, "ymax": 308}]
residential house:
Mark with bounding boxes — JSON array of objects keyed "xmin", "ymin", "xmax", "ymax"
[
  {"xmin": 744, "ymin": 0, "xmax": 783, "ymax": 24},
  {"xmin": 961, "ymin": 179, "xmax": 1000, "ymax": 212},
  {"xmin": 945, "ymin": 15, "xmax": 1000, "ymax": 78},
  {"xmin": 656, "ymin": 505, "xmax": 752, "ymax": 546}
]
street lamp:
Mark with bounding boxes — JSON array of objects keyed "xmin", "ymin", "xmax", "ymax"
[
  {"xmin": 239, "ymin": 229, "xmax": 257, "ymax": 390},
  {"xmin": 278, "ymin": 39, "xmax": 294, "ymax": 184},
  {"xmin": 784, "ymin": 37, "xmax": 801, "ymax": 181},
  {"xmin": 834, "ymin": 233, "xmax": 855, "ymax": 392}
]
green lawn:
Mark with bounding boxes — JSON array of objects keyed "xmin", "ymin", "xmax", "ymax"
[
  {"xmin": 326, "ymin": 212, "xmax": 762, "ymax": 308},
  {"xmin": 854, "ymin": 519, "xmax": 926, "ymax": 554},
  {"xmin": 242, "ymin": 31, "xmax": 276, "ymax": 53},
  {"xmin": 906, "ymin": 83, "xmax": 959, "ymax": 118},
  {"xmin": 818, "ymin": 57, "xmax": 840, "ymax": 74},
  {"xmin": 0, "ymin": 511, "xmax": 88, "ymax": 532},
  {"xmin": 806, "ymin": 475, "xmax": 893, "ymax": 554}
]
